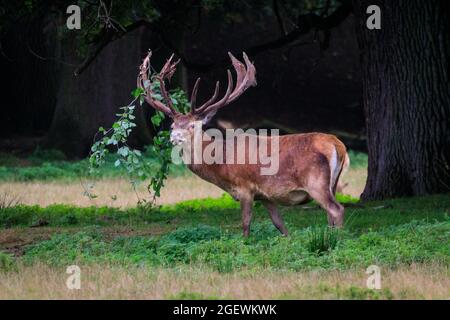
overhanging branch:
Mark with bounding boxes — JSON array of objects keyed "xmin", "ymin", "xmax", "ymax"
[
  {"xmin": 74, "ymin": 1, "xmax": 352, "ymax": 75},
  {"xmin": 74, "ymin": 20, "xmax": 153, "ymax": 76}
]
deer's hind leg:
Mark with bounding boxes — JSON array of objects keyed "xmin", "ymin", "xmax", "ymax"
[
  {"xmin": 262, "ymin": 200, "xmax": 288, "ymax": 236},
  {"xmin": 306, "ymin": 167, "xmax": 345, "ymax": 227},
  {"xmin": 309, "ymin": 188, "xmax": 344, "ymax": 227}
]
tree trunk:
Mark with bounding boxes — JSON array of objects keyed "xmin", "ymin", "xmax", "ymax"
[
  {"xmin": 353, "ymin": 0, "xmax": 450, "ymax": 200},
  {"xmin": 45, "ymin": 27, "xmax": 154, "ymax": 158}
]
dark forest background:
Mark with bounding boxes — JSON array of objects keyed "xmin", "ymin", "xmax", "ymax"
[{"xmin": 0, "ymin": 0, "xmax": 449, "ymax": 200}]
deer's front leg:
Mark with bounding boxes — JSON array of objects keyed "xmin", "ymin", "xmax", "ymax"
[{"xmin": 240, "ymin": 196, "xmax": 254, "ymax": 237}]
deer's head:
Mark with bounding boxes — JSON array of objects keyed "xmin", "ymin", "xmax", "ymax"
[{"xmin": 138, "ymin": 51, "xmax": 257, "ymax": 145}]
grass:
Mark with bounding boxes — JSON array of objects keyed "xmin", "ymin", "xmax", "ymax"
[
  {"xmin": 0, "ymin": 192, "xmax": 447, "ymax": 230},
  {"xmin": 0, "ymin": 169, "xmax": 365, "ymax": 208},
  {"xmin": 1, "ymin": 149, "xmax": 449, "ymax": 299},
  {"xmin": 0, "ymin": 148, "xmax": 186, "ymax": 182},
  {"xmin": 0, "ymin": 251, "xmax": 16, "ymax": 272},
  {"xmin": 0, "ymin": 149, "xmax": 367, "ymax": 183},
  {"xmin": 0, "ymin": 263, "xmax": 448, "ymax": 299},
  {"xmin": 0, "ymin": 192, "xmax": 448, "ymax": 299},
  {"xmin": 307, "ymin": 226, "xmax": 339, "ymax": 255},
  {"xmin": 15, "ymin": 218, "xmax": 448, "ymax": 272},
  {"xmin": 0, "ymin": 175, "xmax": 227, "ymax": 208},
  {"xmin": 346, "ymin": 150, "xmax": 368, "ymax": 168},
  {"xmin": 0, "ymin": 149, "xmax": 367, "ymax": 208},
  {"xmin": 1, "ymin": 194, "xmax": 449, "ymax": 272}
]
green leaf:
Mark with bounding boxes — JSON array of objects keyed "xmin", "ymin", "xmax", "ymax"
[
  {"xmin": 106, "ymin": 138, "xmax": 117, "ymax": 145},
  {"xmin": 131, "ymin": 87, "xmax": 144, "ymax": 98},
  {"xmin": 151, "ymin": 114, "xmax": 162, "ymax": 127},
  {"xmin": 117, "ymin": 147, "xmax": 129, "ymax": 157},
  {"xmin": 89, "ymin": 83, "xmax": 189, "ymax": 203}
]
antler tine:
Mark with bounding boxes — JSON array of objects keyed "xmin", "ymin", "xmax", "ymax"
[
  {"xmin": 160, "ymin": 54, "xmax": 180, "ymax": 80},
  {"xmin": 138, "ymin": 51, "xmax": 175, "ymax": 117},
  {"xmin": 227, "ymin": 52, "xmax": 257, "ymax": 103},
  {"xmin": 197, "ymin": 70, "xmax": 234, "ymax": 115},
  {"xmin": 157, "ymin": 76, "xmax": 177, "ymax": 115},
  {"xmin": 137, "ymin": 51, "xmax": 151, "ymax": 89},
  {"xmin": 190, "ymin": 78, "xmax": 201, "ymax": 110},
  {"xmin": 137, "ymin": 51, "xmax": 182, "ymax": 118},
  {"xmin": 195, "ymin": 52, "xmax": 256, "ymax": 117},
  {"xmin": 193, "ymin": 81, "xmax": 220, "ymax": 113},
  {"xmin": 160, "ymin": 53, "xmax": 174, "ymax": 73},
  {"xmin": 157, "ymin": 55, "xmax": 182, "ymax": 115},
  {"xmin": 228, "ymin": 52, "xmax": 246, "ymax": 89}
]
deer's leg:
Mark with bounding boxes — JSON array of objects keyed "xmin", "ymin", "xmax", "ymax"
[
  {"xmin": 240, "ymin": 196, "xmax": 254, "ymax": 237},
  {"xmin": 307, "ymin": 187, "xmax": 344, "ymax": 227},
  {"xmin": 262, "ymin": 200, "xmax": 288, "ymax": 236}
]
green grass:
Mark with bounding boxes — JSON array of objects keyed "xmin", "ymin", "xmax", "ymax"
[
  {"xmin": 1, "ymin": 193, "xmax": 449, "ymax": 272},
  {"xmin": 20, "ymin": 219, "xmax": 449, "ymax": 272},
  {"xmin": 307, "ymin": 226, "xmax": 339, "ymax": 255},
  {"xmin": 0, "ymin": 148, "xmax": 186, "ymax": 182},
  {"xmin": 1, "ymin": 193, "xmax": 447, "ymax": 230},
  {"xmin": 347, "ymin": 150, "xmax": 368, "ymax": 168},
  {"xmin": 0, "ymin": 251, "xmax": 17, "ymax": 272}
]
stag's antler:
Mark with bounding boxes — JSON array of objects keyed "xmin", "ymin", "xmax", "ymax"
[
  {"xmin": 137, "ymin": 51, "xmax": 181, "ymax": 118},
  {"xmin": 138, "ymin": 50, "xmax": 256, "ymax": 119},
  {"xmin": 192, "ymin": 52, "xmax": 257, "ymax": 117}
]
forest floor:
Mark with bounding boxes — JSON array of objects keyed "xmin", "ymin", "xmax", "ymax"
[{"xmin": 0, "ymin": 150, "xmax": 449, "ymax": 299}]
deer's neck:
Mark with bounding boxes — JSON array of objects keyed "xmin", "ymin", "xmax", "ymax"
[{"xmin": 183, "ymin": 130, "xmax": 224, "ymax": 182}]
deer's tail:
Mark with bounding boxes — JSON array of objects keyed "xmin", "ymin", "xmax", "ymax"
[{"xmin": 329, "ymin": 140, "xmax": 350, "ymax": 196}]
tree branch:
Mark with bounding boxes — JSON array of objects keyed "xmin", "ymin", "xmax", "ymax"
[
  {"xmin": 74, "ymin": 1, "xmax": 352, "ymax": 75},
  {"xmin": 74, "ymin": 20, "xmax": 153, "ymax": 76}
]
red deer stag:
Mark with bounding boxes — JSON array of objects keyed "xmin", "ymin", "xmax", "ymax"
[{"xmin": 138, "ymin": 51, "xmax": 349, "ymax": 236}]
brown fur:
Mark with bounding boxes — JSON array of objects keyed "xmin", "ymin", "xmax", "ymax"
[{"xmin": 185, "ymin": 130, "xmax": 348, "ymax": 236}]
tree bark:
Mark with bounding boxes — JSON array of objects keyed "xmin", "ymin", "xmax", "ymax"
[{"xmin": 353, "ymin": 0, "xmax": 450, "ymax": 200}]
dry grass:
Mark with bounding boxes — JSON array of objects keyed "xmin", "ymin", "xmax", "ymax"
[
  {"xmin": 0, "ymin": 263, "xmax": 447, "ymax": 299},
  {"xmin": 340, "ymin": 167, "xmax": 367, "ymax": 199},
  {"xmin": 0, "ymin": 174, "xmax": 225, "ymax": 208},
  {"xmin": 0, "ymin": 168, "xmax": 366, "ymax": 208},
  {"xmin": 0, "ymin": 192, "xmax": 21, "ymax": 209}
]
